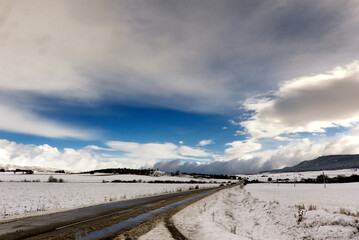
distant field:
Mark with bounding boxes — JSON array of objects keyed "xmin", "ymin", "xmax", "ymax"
[
  {"xmin": 239, "ymin": 168, "xmax": 359, "ymax": 182},
  {"xmin": 0, "ymin": 172, "xmax": 227, "ymax": 183},
  {"xmin": 240, "ymin": 169, "xmax": 359, "ymax": 213}
]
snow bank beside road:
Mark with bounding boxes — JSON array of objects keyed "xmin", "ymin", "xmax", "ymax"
[{"xmin": 172, "ymin": 186, "xmax": 359, "ymax": 239}]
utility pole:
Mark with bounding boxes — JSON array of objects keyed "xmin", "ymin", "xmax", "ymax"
[{"xmin": 322, "ymin": 170, "xmax": 326, "ymax": 188}]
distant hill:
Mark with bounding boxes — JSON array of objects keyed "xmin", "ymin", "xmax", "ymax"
[
  {"xmin": 83, "ymin": 168, "xmax": 156, "ymax": 175},
  {"xmin": 271, "ymin": 154, "xmax": 359, "ymax": 173},
  {"xmin": 0, "ymin": 163, "xmax": 60, "ymax": 172}
]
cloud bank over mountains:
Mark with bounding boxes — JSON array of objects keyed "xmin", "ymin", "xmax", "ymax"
[{"xmin": 155, "ymin": 131, "xmax": 359, "ymax": 174}]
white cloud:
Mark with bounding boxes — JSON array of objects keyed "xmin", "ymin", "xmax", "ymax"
[
  {"xmin": 0, "ymin": 139, "xmax": 107, "ymax": 171},
  {"xmin": 234, "ymin": 130, "xmax": 247, "ymax": 136},
  {"xmin": 223, "ymin": 140, "xmax": 262, "ymax": 160},
  {"xmin": 0, "ymin": 139, "xmax": 214, "ymax": 172},
  {"xmin": 0, "ymin": 103, "xmax": 94, "ymax": 139},
  {"xmin": 252, "ymin": 133, "xmax": 359, "ymax": 171},
  {"xmin": 219, "ymin": 61, "xmax": 359, "ymax": 172},
  {"xmin": 2, "ymin": 132, "xmax": 359, "ymax": 174},
  {"xmin": 84, "ymin": 145, "xmax": 109, "ymax": 151},
  {"xmin": 198, "ymin": 139, "xmax": 214, "ymax": 146},
  {"xmin": 155, "ymin": 132, "xmax": 359, "ymax": 174},
  {"xmin": 241, "ymin": 61, "xmax": 359, "ymax": 140},
  {"xmin": 178, "ymin": 146, "xmax": 211, "ymax": 157},
  {"xmin": 106, "ymin": 141, "xmax": 212, "ymax": 161},
  {"xmin": 106, "ymin": 141, "xmax": 180, "ymax": 160},
  {"xmin": 229, "ymin": 120, "xmax": 241, "ymax": 126}
]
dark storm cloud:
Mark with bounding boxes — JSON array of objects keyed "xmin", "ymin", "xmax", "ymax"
[
  {"xmin": 261, "ymin": 1, "xmax": 346, "ymax": 42},
  {"xmin": 2, "ymin": 0, "xmax": 358, "ymax": 117}
]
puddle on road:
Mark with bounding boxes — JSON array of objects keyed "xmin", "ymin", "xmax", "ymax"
[{"xmin": 75, "ymin": 191, "xmax": 214, "ymax": 240}]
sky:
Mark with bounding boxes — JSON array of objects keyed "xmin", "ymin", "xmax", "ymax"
[{"xmin": 1, "ymin": 0, "xmax": 359, "ymax": 174}]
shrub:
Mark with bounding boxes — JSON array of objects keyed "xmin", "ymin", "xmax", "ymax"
[
  {"xmin": 316, "ymin": 174, "xmax": 329, "ymax": 182},
  {"xmin": 308, "ymin": 204, "xmax": 317, "ymax": 211},
  {"xmin": 295, "ymin": 203, "xmax": 305, "ymax": 210},
  {"xmin": 48, "ymin": 176, "xmax": 58, "ymax": 182},
  {"xmin": 48, "ymin": 176, "xmax": 64, "ymax": 183}
]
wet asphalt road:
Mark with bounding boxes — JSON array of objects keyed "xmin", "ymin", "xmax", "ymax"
[{"xmin": 0, "ymin": 187, "xmax": 220, "ymax": 240}]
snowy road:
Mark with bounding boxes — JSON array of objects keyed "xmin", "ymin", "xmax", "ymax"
[{"xmin": 0, "ymin": 187, "xmax": 220, "ymax": 240}]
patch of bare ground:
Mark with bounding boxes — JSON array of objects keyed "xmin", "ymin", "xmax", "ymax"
[{"xmin": 164, "ymin": 217, "xmax": 186, "ymax": 240}]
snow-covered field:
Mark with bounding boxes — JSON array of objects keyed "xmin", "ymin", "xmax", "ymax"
[
  {"xmin": 0, "ymin": 171, "xmax": 232, "ymax": 221},
  {"xmin": 0, "ymin": 182, "xmax": 218, "ymax": 221},
  {"xmin": 140, "ymin": 180, "xmax": 359, "ymax": 240},
  {"xmin": 166, "ymin": 185, "xmax": 359, "ymax": 240},
  {"xmin": 3, "ymin": 169, "xmax": 359, "ymax": 240},
  {"xmin": 246, "ymin": 182, "xmax": 359, "ymax": 212},
  {"xmin": 240, "ymin": 168, "xmax": 359, "ymax": 182},
  {"xmin": 0, "ymin": 172, "xmax": 225, "ymax": 183}
]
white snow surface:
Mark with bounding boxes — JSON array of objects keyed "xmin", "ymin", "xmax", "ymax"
[
  {"xmin": 239, "ymin": 168, "xmax": 358, "ymax": 182},
  {"xmin": 171, "ymin": 185, "xmax": 359, "ymax": 240},
  {"xmin": 246, "ymin": 182, "xmax": 359, "ymax": 212},
  {"xmin": 0, "ymin": 182, "xmax": 218, "ymax": 221},
  {"xmin": 0, "ymin": 172, "xmax": 226, "ymax": 183}
]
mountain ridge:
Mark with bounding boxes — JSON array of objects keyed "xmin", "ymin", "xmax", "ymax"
[{"xmin": 270, "ymin": 154, "xmax": 359, "ymax": 173}]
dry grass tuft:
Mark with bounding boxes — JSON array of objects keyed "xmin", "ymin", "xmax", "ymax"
[
  {"xmin": 308, "ymin": 204, "xmax": 317, "ymax": 211},
  {"xmin": 295, "ymin": 203, "xmax": 305, "ymax": 210},
  {"xmin": 338, "ymin": 208, "xmax": 359, "ymax": 217},
  {"xmin": 339, "ymin": 207, "xmax": 352, "ymax": 216}
]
